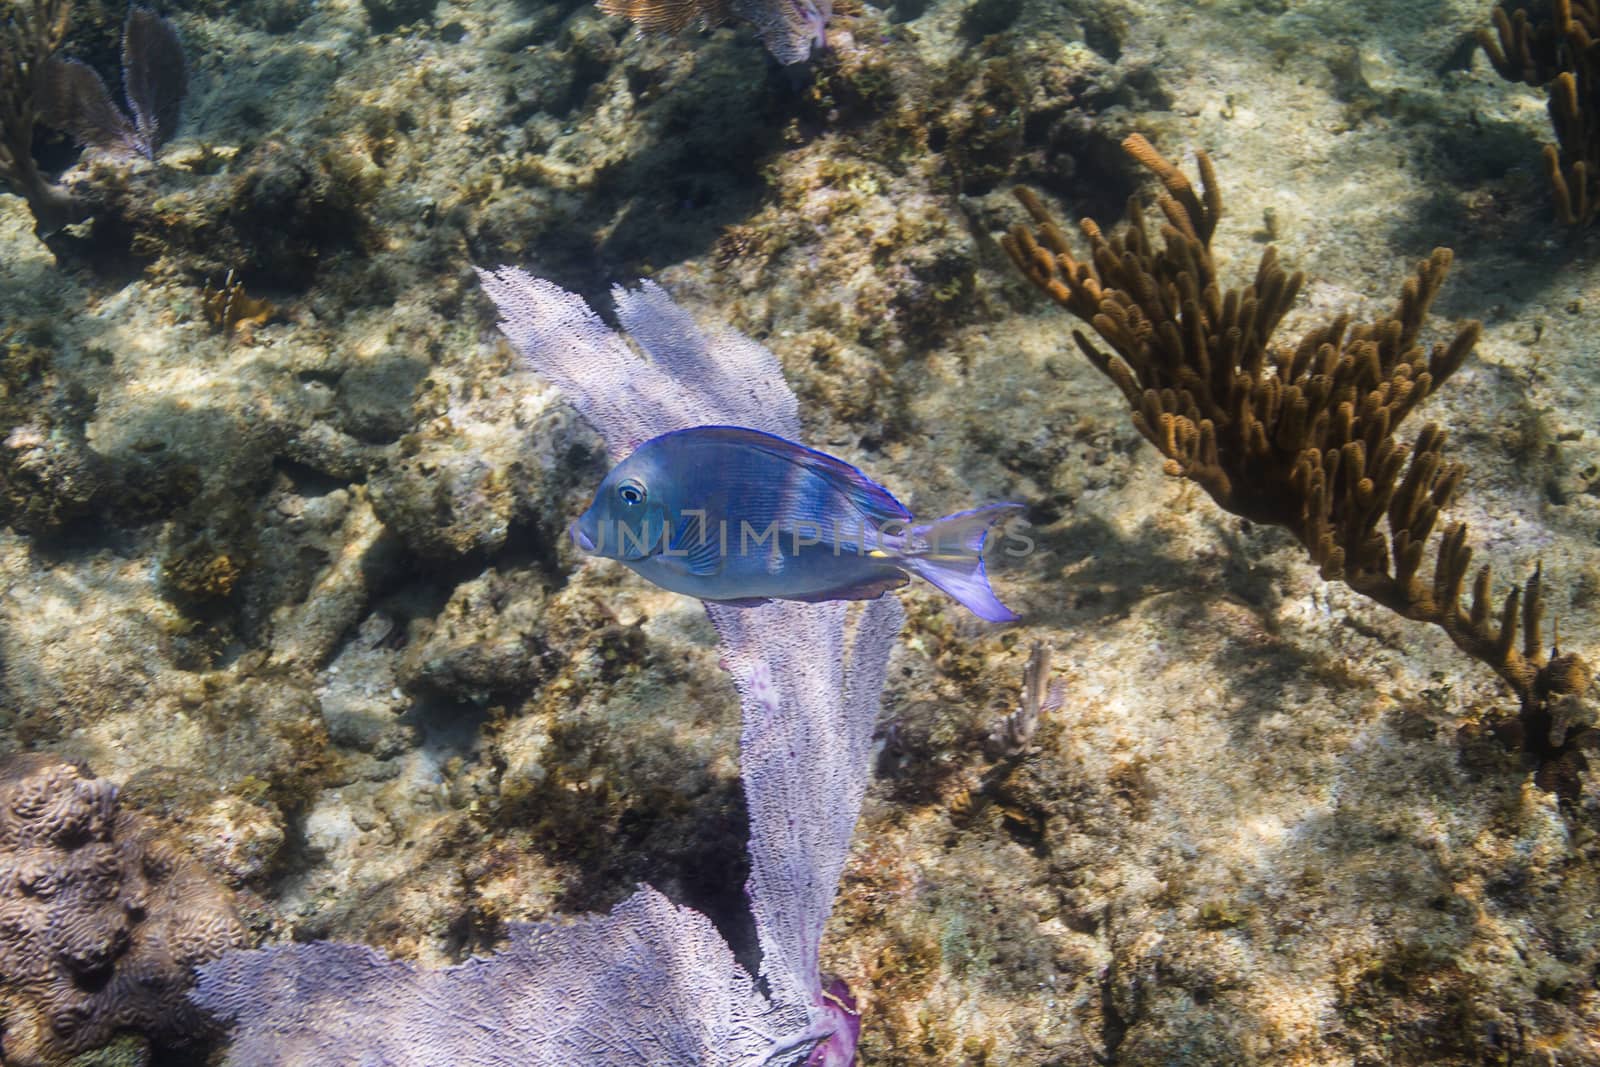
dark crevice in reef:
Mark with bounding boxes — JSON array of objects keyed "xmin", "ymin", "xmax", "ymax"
[{"xmin": 1097, "ymin": 940, "xmax": 1130, "ymax": 1066}]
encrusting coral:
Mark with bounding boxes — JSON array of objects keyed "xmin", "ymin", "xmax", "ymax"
[
  {"xmin": 1002, "ymin": 134, "xmax": 1594, "ymax": 800},
  {"xmin": 0, "ymin": 0, "xmax": 75, "ymax": 234},
  {"xmin": 1479, "ymin": 0, "xmax": 1600, "ymax": 224},
  {"xmin": 0, "ymin": 752, "xmax": 248, "ymax": 1066}
]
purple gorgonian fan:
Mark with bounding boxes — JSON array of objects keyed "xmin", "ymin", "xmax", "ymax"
[
  {"xmin": 488, "ymin": 269, "xmax": 895, "ymax": 1062},
  {"xmin": 41, "ymin": 7, "xmax": 186, "ymax": 160},
  {"xmin": 473, "ymin": 271, "xmax": 800, "ymax": 460},
  {"xmin": 191, "ymin": 276, "xmax": 901, "ymax": 1065},
  {"xmin": 712, "ymin": 595, "xmax": 901, "ymax": 1066},
  {"xmin": 193, "ymin": 887, "xmax": 814, "ymax": 1067}
]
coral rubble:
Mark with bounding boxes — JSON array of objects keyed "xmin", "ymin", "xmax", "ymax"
[
  {"xmin": 0, "ymin": 752, "xmax": 247, "ymax": 1066},
  {"xmin": 1003, "ymin": 134, "xmax": 1592, "ymax": 798}
]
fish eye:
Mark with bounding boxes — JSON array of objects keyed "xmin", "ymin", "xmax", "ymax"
[{"xmin": 617, "ymin": 479, "xmax": 647, "ymax": 506}]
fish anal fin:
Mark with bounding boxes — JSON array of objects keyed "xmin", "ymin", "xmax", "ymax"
[
  {"xmin": 709, "ymin": 596, "xmax": 772, "ymax": 608},
  {"xmin": 786, "ymin": 574, "xmax": 909, "ymax": 604}
]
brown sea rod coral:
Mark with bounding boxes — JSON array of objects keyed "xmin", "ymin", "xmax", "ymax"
[
  {"xmin": 1002, "ymin": 134, "xmax": 1593, "ymax": 799},
  {"xmin": 1479, "ymin": 0, "xmax": 1600, "ymax": 224},
  {"xmin": 0, "ymin": 752, "xmax": 247, "ymax": 1066},
  {"xmin": 1479, "ymin": 0, "xmax": 1582, "ymax": 85}
]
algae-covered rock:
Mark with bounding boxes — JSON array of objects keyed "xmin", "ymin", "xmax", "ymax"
[
  {"xmin": 118, "ymin": 769, "xmax": 288, "ymax": 888},
  {"xmin": 369, "ymin": 440, "xmax": 515, "ymax": 559},
  {"xmin": 401, "ymin": 570, "xmax": 551, "ymax": 705},
  {"xmin": 482, "ymin": 584, "xmax": 748, "ymax": 916},
  {"xmin": 364, "ymin": 0, "xmax": 438, "ymax": 34},
  {"xmin": 368, "ymin": 382, "xmax": 590, "ymax": 562},
  {"xmin": 317, "ymin": 612, "xmax": 414, "ymax": 756}
]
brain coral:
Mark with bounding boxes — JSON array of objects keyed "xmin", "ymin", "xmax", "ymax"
[{"xmin": 0, "ymin": 753, "xmax": 247, "ymax": 1066}]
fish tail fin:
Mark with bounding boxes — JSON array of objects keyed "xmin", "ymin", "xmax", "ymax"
[{"xmin": 901, "ymin": 503, "xmax": 1023, "ymax": 623}]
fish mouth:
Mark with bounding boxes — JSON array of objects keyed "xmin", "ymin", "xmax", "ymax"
[{"xmin": 570, "ymin": 520, "xmax": 596, "ymax": 553}]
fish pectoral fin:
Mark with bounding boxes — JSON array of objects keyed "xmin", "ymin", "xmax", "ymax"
[
  {"xmin": 682, "ymin": 532, "xmax": 724, "ymax": 576},
  {"xmin": 660, "ymin": 517, "xmax": 724, "ymax": 576}
]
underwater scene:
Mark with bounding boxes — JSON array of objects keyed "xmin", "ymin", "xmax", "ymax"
[{"xmin": 2, "ymin": 0, "xmax": 1600, "ymax": 1062}]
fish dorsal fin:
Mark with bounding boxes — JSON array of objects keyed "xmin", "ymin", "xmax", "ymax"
[{"xmin": 666, "ymin": 425, "xmax": 912, "ymax": 528}]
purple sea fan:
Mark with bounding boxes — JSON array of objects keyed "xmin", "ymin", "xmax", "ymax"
[
  {"xmin": 593, "ymin": 0, "xmax": 828, "ymax": 65},
  {"xmin": 193, "ymin": 597, "xmax": 901, "ymax": 1067},
  {"xmin": 486, "ymin": 271, "xmax": 902, "ymax": 1058},
  {"xmin": 122, "ymin": 6, "xmax": 187, "ymax": 158},
  {"xmin": 473, "ymin": 270, "xmax": 799, "ymax": 459},
  {"xmin": 192, "ymin": 886, "xmax": 816, "ymax": 1067},
  {"xmin": 714, "ymin": 596, "xmax": 901, "ymax": 1067},
  {"xmin": 483, "ymin": 274, "xmax": 904, "ymax": 1061},
  {"xmin": 40, "ymin": 6, "xmax": 187, "ymax": 160}
]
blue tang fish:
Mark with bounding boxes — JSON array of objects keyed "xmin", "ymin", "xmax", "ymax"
[{"xmin": 570, "ymin": 425, "xmax": 1021, "ymax": 622}]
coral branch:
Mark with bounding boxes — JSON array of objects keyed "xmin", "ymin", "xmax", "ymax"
[
  {"xmin": 1480, "ymin": 0, "xmax": 1600, "ymax": 225},
  {"xmin": 0, "ymin": 0, "xmax": 76, "ymax": 232},
  {"xmin": 1002, "ymin": 135, "xmax": 1593, "ymax": 799}
]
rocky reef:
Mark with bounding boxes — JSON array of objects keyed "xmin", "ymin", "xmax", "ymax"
[{"xmin": 1, "ymin": 0, "xmax": 1599, "ymax": 1062}]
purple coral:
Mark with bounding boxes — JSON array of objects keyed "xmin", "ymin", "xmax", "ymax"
[
  {"xmin": 473, "ymin": 271, "xmax": 799, "ymax": 459},
  {"xmin": 713, "ymin": 596, "xmax": 900, "ymax": 1067},
  {"xmin": 498, "ymin": 274, "xmax": 898, "ymax": 1061},
  {"xmin": 39, "ymin": 7, "xmax": 187, "ymax": 160},
  {"xmin": 495, "ymin": 274, "xmax": 899, "ymax": 1061},
  {"xmin": 195, "ymin": 887, "xmax": 813, "ymax": 1067},
  {"xmin": 592, "ymin": 0, "xmax": 830, "ymax": 65},
  {"xmin": 193, "ymin": 589, "xmax": 898, "ymax": 1065}
]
